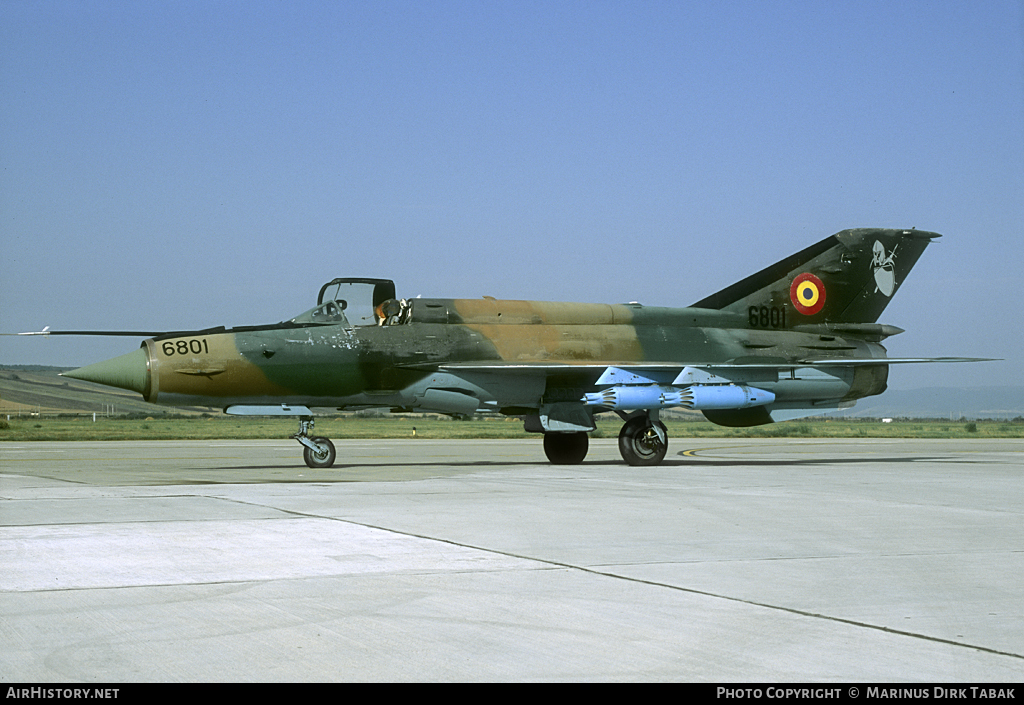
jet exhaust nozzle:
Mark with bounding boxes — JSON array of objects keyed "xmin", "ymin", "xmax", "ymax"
[{"xmin": 583, "ymin": 384, "xmax": 774, "ymax": 411}]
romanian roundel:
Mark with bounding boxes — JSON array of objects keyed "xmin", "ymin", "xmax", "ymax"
[{"xmin": 790, "ymin": 273, "xmax": 826, "ymax": 315}]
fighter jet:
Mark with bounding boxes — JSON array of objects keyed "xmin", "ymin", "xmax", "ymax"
[{"xmin": 43, "ymin": 228, "xmax": 988, "ymax": 468}]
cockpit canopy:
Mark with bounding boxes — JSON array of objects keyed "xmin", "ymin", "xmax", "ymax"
[{"xmin": 290, "ymin": 278, "xmax": 400, "ymax": 327}]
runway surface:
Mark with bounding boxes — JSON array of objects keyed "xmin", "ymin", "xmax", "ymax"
[{"xmin": 2, "ymin": 437, "xmax": 1023, "ymax": 681}]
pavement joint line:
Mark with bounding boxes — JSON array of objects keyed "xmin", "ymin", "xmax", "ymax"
[{"xmin": 213, "ymin": 495, "xmax": 1024, "ymax": 664}]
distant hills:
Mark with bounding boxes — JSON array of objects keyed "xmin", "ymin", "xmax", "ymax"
[
  {"xmin": 2, "ymin": 365, "xmax": 1021, "ymax": 420},
  {"xmin": 840, "ymin": 386, "xmax": 1024, "ymax": 420}
]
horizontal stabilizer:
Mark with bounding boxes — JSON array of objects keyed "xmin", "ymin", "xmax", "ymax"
[{"xmin": 796, "ymin": 357, "xmax": 999, "ymax": 366}]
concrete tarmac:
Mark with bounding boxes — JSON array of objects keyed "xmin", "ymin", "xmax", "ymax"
[{"xmin": 1, "ymin": 438, "xmax": 1022, "ymax": 681}]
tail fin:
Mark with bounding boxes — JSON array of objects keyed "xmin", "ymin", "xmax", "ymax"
[{"xmin": 691, "ymin": 228, "xmax": 939, "ymax": 324}]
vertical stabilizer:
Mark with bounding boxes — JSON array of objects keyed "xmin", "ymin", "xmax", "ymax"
[{"xmin": 691, "ymin": 228, "xmax": 939, "ymax": 324}]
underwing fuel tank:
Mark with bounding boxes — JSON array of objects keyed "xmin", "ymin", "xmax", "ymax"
[{"xmin": 582, "ymin": 384, "xmax": 775, "ymax": 411}]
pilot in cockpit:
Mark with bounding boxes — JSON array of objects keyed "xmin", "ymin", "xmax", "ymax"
[{"xmin": 375, "ymin": 298, "xmax": 408, "ymax": 326}]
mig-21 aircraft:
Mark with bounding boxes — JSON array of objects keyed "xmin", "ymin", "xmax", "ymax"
[{"xmin": 27, "ymin": 228, "xmax": 989, "ymax": 468}]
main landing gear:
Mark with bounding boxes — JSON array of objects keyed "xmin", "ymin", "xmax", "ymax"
[
  {"xmin": 292, "ymin": 416, "xmax": 337, "ymax": 469},
  {"xmin": 617, "ymin": 414, "xmax": 668, "ymax": 466},
  {"xmin": 541, "ymin": 411, "xmax": 669, "ymax": 466},
  {"xmin": 543, "ymin": 431, "xmax": 589, "ymax": 465}
]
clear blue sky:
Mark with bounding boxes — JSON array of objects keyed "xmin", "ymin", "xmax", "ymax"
[{"xmin": 2, "ymin": 0, "xmax": 1021, "ymax": 389}]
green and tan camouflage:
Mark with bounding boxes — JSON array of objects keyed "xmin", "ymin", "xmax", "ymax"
[{"xmin": 60, "ymin": 228, "xmax": 990, "ymax": 467}]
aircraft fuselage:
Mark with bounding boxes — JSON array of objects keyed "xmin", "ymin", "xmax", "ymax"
[{"xmin": 135, "ymin": 298, "xmax": 887, "ymax": 415}]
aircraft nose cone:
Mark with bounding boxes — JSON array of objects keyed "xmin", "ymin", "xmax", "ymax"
[{"xmin": 62, "ymin": 347, "xmax": 151, "ymax": 397}]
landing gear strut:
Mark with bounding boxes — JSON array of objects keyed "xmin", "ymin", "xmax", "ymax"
[
  {"xmin": 618, "ymin": 413, "xmax": 668, "ymax": 466},
  {"xmin": 292, "ymin": 416, "xmax": 337, "ymax": 469}
]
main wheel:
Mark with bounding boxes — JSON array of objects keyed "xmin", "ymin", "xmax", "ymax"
[
  {"xmin": 303, "ymin": 437, "xmax": 337, "ymax": 468},
  {"xmin": 543, "ymin": 432, "xmax": 589, "ymax": 465},
  {"xmin": 618, "ymin": 417, "xmax": 668, "ymax": 466}
]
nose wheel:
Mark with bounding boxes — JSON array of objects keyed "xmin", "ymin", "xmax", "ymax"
[
  {"xmin": 302, "ymin": 437, "xmax": 337, "ymax": 468},
  {"xmin": 292, "ymin": 417, "xmax": 337, "ymax": 468}
]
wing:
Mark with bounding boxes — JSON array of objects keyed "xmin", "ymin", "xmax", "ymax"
[
  {"xmin": 406, "ymin": 357, "xmax": 997, "ymax": 425},
  {"xmin": 422, "ymin": 357, "xmax": 997, "ymax": 380}
]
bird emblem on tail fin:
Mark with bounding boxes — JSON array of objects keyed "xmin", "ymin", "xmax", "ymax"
[{"xmin": 872, "ymin": 240, "xmax": 898, "ymax": 297}]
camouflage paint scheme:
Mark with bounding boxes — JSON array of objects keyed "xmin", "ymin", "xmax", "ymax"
[{"xmin": 62, "ymin": 228, "xmax": 984, "ymax": 466}]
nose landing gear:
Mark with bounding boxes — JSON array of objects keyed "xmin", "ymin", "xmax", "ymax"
[{"xmin": 292, "ymin": 416, "xmax": 337, "ymax": 468}]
